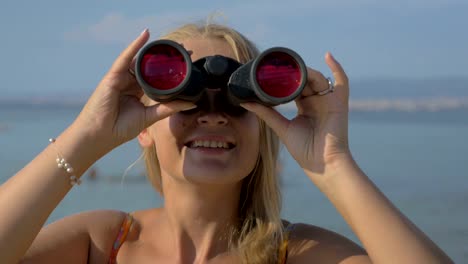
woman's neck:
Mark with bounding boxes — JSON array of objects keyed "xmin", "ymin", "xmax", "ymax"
[{"xmin": 159, "ymin": 175, "xmax": 243, "ymax": 262}]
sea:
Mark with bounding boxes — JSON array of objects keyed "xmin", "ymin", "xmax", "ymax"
[{"xmin": 0, "ymin": 104, "xmax": 467, "ymax": 262}]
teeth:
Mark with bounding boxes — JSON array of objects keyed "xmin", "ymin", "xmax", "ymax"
[{"xmin": 190, "ymin": 140, "xmax": 231, "ymax": 149}]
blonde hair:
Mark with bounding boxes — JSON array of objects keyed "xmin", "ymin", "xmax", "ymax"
[{"xmin": 141, "ymin": 20, "xmax": 283, "ymax": 264}]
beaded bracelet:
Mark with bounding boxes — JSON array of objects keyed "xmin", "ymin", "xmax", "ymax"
[{"xmin": 49, "ymin": 138, "xmax": 82, "ymax": 186}]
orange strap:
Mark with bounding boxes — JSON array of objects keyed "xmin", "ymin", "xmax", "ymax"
[
  {"xmin": 109, "ymin": 214, "xmax": 133, "ymax": 264},
  {"xmin": 278, "ymin": 223, "xmax": 295, "ymax": 264}
]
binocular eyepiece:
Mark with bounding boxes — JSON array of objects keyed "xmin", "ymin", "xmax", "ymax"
[{"xmin": 134, "ymin": 39, "xmax": 307, "ymax": 115}]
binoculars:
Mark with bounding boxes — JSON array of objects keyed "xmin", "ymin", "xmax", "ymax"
[{"xmin": 134, "ymin": 39, "xmax": 307, "ymax": 115}]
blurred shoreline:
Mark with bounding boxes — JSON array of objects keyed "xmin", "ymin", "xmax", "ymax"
[
  {"xmin": 348, "ymin": 97, "xmax": 468, "ymax": 112},
  {"xmin": 277, "ymin": 97, "xmax": 468, "ymax": 112},
  {"xmin": 2, "ymin": 96, "xmax": 468, "ymax": 112}
]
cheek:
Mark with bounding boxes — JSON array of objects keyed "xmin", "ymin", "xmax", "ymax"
[
  {"xmin": 153, "ymin": 115, "xmax": 191, "ymax": 141},
  {"xmin": 151, "ymin": 119, "xmax": 180, "ymax": 156},
  {"xmin": 168, "ymin": 114, "xmax": 193, "ymax": 134},
  {"xmin": 246, "ymin": 115, "xmax": 261, "ymax": 138},
  {"xmin": 152, "ymin": 115, "xmax": 193, "ymax": 164},
  {"xmin": 243, "ymin": 116, "xmax": 261, "ymax": 155},
  {"xmin": 240, "ymin": 126, "xmax": 261, "ymax": 177}
]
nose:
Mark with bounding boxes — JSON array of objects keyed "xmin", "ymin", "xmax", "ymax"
[
  {"xmin": 197, "ymin": 112, "xmax": 228, "ymax": 126},
  {"xmin": 196, "ymin": 89, "xmax": 229, "ymax": 126}
]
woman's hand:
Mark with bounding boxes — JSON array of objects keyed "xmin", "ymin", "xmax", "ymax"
[
  {"xmin": 73, "ymin": 29, "xmax": 195, "ymax": 154},
  {"xmin": 241, "ymin": 52, "xmax": 350, "ymax": 181},
  {"xmin": 243, "ymin": 53, "xmax": 456, "ymax": 264}
]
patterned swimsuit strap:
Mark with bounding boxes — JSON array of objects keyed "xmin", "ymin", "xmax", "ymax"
[
  {"xmin": 278, "ymin": 223, "xmax": 296, "ymax": 264},
  {"xmin": 109, "ymin": 213, "xmax": 134, "ymax": 264}
]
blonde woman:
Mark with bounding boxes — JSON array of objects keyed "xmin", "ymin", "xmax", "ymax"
[{"xmin": 0, "ymin": 21, "xmax": 453, "ymax": 264}]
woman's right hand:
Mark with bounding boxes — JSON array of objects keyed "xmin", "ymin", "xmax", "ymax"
[{"xmin": 73, "ymin": 29, "xmax": 195, "ymax": 154}]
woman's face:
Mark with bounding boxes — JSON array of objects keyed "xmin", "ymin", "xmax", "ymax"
[{"xmin": 141, "ymin": 37, "xmax": 261, "ymax": 185}]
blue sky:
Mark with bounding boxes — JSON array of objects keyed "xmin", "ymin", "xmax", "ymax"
[{"xmin": 1, "ymin": 0, "xmax": 467, "ymax": 99}]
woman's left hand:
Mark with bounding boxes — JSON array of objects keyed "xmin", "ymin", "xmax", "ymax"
[{"xmin": 241, "ymin": 52, "xmax": 351, "ymax": 182}]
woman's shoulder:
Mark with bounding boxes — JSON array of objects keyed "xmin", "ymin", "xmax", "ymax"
[
  {"xmin": 114, "ymin": 208, "xmax": 164, "ymax": 240},
  {"xmin": 283, "ymin": 222, "xmax": 371, "ymax": 264},
  {"xmin": 57, "ymin": 209, "xmax": 130, "ymax": 251},
  {"xmin": 57, "ymin": 209, "xmax": 129, "ymax": 238},
  {"xmin": 67, "ymin": 208, "xmax": 161, "ymax": 262},
  {"xmin": 40, "ymin": 209, "xmax": 128, "ymax": 244},
  {"xmin": 24, "ymin": 209, "xmax": 128, "ymax": 263}
]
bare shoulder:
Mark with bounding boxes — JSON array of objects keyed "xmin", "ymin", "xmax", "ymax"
[
  {"xmin": 23, "ymin": 209, "xmax": 127, "ymax": 264},
  {"xmin": 286, "ymin": 223, "xmax": 372, "ymax": 264}
]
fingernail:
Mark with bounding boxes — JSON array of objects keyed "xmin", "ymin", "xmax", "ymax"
[
  {"xmin": 240, "ymin": 103, "xmax": 253, "ymax": 110},
  {"xmin": 181, "ymin": 104, "xmax": 197, "ymax": 111},
  {"xmin": 140, "ymin": 28, "xmax": 149, "ymax": 36}
]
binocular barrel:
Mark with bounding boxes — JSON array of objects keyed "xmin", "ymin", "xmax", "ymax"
[{"xmin": 135, "ymin": 39, "xmax": 307, "ymax": 107}]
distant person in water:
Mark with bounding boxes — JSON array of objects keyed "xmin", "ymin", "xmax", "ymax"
[
  {"xmin": 87, "ymin": 167, "xmax": 98, "ymax": 181},
  {"xmin": 0, "ymin": 19, "xmax": 453, "ymax": 263}
]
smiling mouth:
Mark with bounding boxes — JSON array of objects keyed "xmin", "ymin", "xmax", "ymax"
[{"xmin": 186, "ymin": 140, "xmax": 236, "ymax": 149}]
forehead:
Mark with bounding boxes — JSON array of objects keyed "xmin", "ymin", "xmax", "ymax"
[{"xmin": 180, "ymin": 37, "xmax": 237, "ymax": 62}]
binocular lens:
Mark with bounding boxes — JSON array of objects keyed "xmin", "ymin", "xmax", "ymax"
[
  {"xmin": 255, "ymin": 52, "xmax": 302, "ymax": 98},
  {"xmin": 136, "ymin": 39, "xmax": 307, "ymax": 107},
  {"xmin": 140, "ymin": 45, "xmax": 187, "ymax": 90}
]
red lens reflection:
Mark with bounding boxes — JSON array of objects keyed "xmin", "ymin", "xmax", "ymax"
[
  {"xmin": 255, "ymin": 52, "xmax": 301, "ymax": 98},
  {"xmin": 140, "ymin": 45, "xmax": 187, "ymax": 90}
]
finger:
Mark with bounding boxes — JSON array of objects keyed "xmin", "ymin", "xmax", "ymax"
[
  {"xmin": 110, "ymin": 29, "xmax": 150, "ymax": 74},
  {"xmin": 121, "ymin": 82, "xmax": 144, "ymax": 98},
  {"xmin": 325, "ymin": 52, "xmax": 348, "ymax": 86},
  {"xmin": 128, "ymin": 57, "xmax": 137, "ymax": 76},
  {"xmin": 144, "ymin": 101, "xmax": 196, "ymax": 128},
  {"xmin": 302, "ymin": 68, "xmax": 329, "ymax": 96},
  {"xmin": 134, "ymin": 87, "xmax": 144, "ymax": 99},
  {"xmin": 240, "ymin": 102, "xmax": 289, "ymax": 139}
]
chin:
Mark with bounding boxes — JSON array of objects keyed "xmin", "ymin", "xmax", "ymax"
[{"xmin": 181, "ymin": 165, "xmax": 249, "ymax": 185}]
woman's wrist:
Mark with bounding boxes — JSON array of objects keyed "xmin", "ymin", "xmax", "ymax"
[
  {"xmin": 304, "ymin": 150, "xmax": 360, "ymax": 194},
  {"xmin": 53, "ymin": 122, "xmax": 112, "ymax": 178}
]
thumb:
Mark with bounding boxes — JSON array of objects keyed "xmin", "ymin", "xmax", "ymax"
[
  {"xmin": 241, "ymin": 102, "xmax": 289, "ymax": 139},
  {"xmin": 144, "ymin": 101, "xmax": 196, "ymax": 128}
]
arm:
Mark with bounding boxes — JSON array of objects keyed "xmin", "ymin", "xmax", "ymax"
[
  {"xmin": 306, "ymin": 154, "xmax": 452, "ymax": 263},
  {"xmin": 0, "ymin": 126, "xmax": 105, "ymax": 263},
  {"xmin": 242, "ymin": 52, "xmax": 453, "ymax": 263},
  {"xmin": 0, "ymin": 29, "xmax": 194, "ymax": 263},
  {"xmin": 287, "ymin": 223, "xmax": 371, "ymax": 264},
  {"xmin": 21, "ymin": 210, "xmax": 126, "ymax": 264},
  {"xmin": 286, "ymin": 155, "xmax": 453, "ymax": 264}
]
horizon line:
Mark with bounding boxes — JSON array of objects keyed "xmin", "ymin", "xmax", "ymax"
[{"xmin": 2, "ymin": 96, "xmax": 468, "ymax": 112}]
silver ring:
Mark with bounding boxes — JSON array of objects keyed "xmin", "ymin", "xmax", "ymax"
[{"xmin": 316, "ymin": 77, "xmax": 334, "ymax": 96}]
